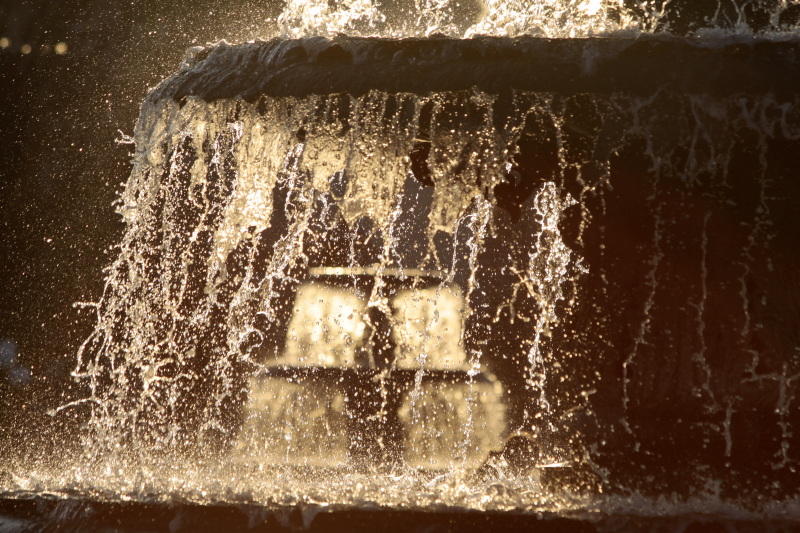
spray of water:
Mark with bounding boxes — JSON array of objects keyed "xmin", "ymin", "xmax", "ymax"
[
  {"xmin": 275, "ymin": 0, "xmax": 800, "ymax": 39},
  {"xmin": 0, "ymin": 7, "xmax": 796, "ymax": 520}
]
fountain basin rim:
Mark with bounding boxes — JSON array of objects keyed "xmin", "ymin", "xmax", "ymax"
[
  {"xmin": 2, "ymin": 493, "xmax": 796, "ymax": 532},
  {"xmin": 150, "ymin": 34, "xmax": 800, "ymax": 105},
  {"xmin": 0, "ymin": 493, "xmax": 597, "ymax": 532}
]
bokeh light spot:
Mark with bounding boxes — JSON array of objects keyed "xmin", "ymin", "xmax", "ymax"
[
  {"xmin": 9, "ymin": 366, "xmax": 32, "ymax": 387},
  {"xmin": 0, "ymin": 338, "xmax": 18, "ymax": 370}
]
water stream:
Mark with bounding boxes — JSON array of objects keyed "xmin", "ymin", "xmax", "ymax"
[{"xmin": 3, "ymin": 0, "xmax": 800, "ymax": 529}]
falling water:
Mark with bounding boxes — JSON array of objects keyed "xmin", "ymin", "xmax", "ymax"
[{"xmin": 3, "ymin": 1, "xmax": 800, "ymax": 530}]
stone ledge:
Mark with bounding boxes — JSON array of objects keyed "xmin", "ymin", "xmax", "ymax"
[{"xmin": 150, "ymin": 35, "xmax": 800, "ymax": 104}]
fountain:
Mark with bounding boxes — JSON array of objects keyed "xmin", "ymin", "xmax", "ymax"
[{"xmin": 2, "ymin": 1, "xmax": 800, "ymax": 531}]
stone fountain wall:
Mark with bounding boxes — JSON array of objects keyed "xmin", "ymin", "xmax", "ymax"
[{"xmin": 60, "ymin": 35, "xmax": 800, "ymax": 498}]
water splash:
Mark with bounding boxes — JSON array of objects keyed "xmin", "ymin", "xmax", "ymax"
[
  {"xmin": 273, "ymin": 0, "xmax": 800, "ymax": 39},
  {"xmin": 0, "ymin": 28, "xmax": 787, "ymax": 519}
]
